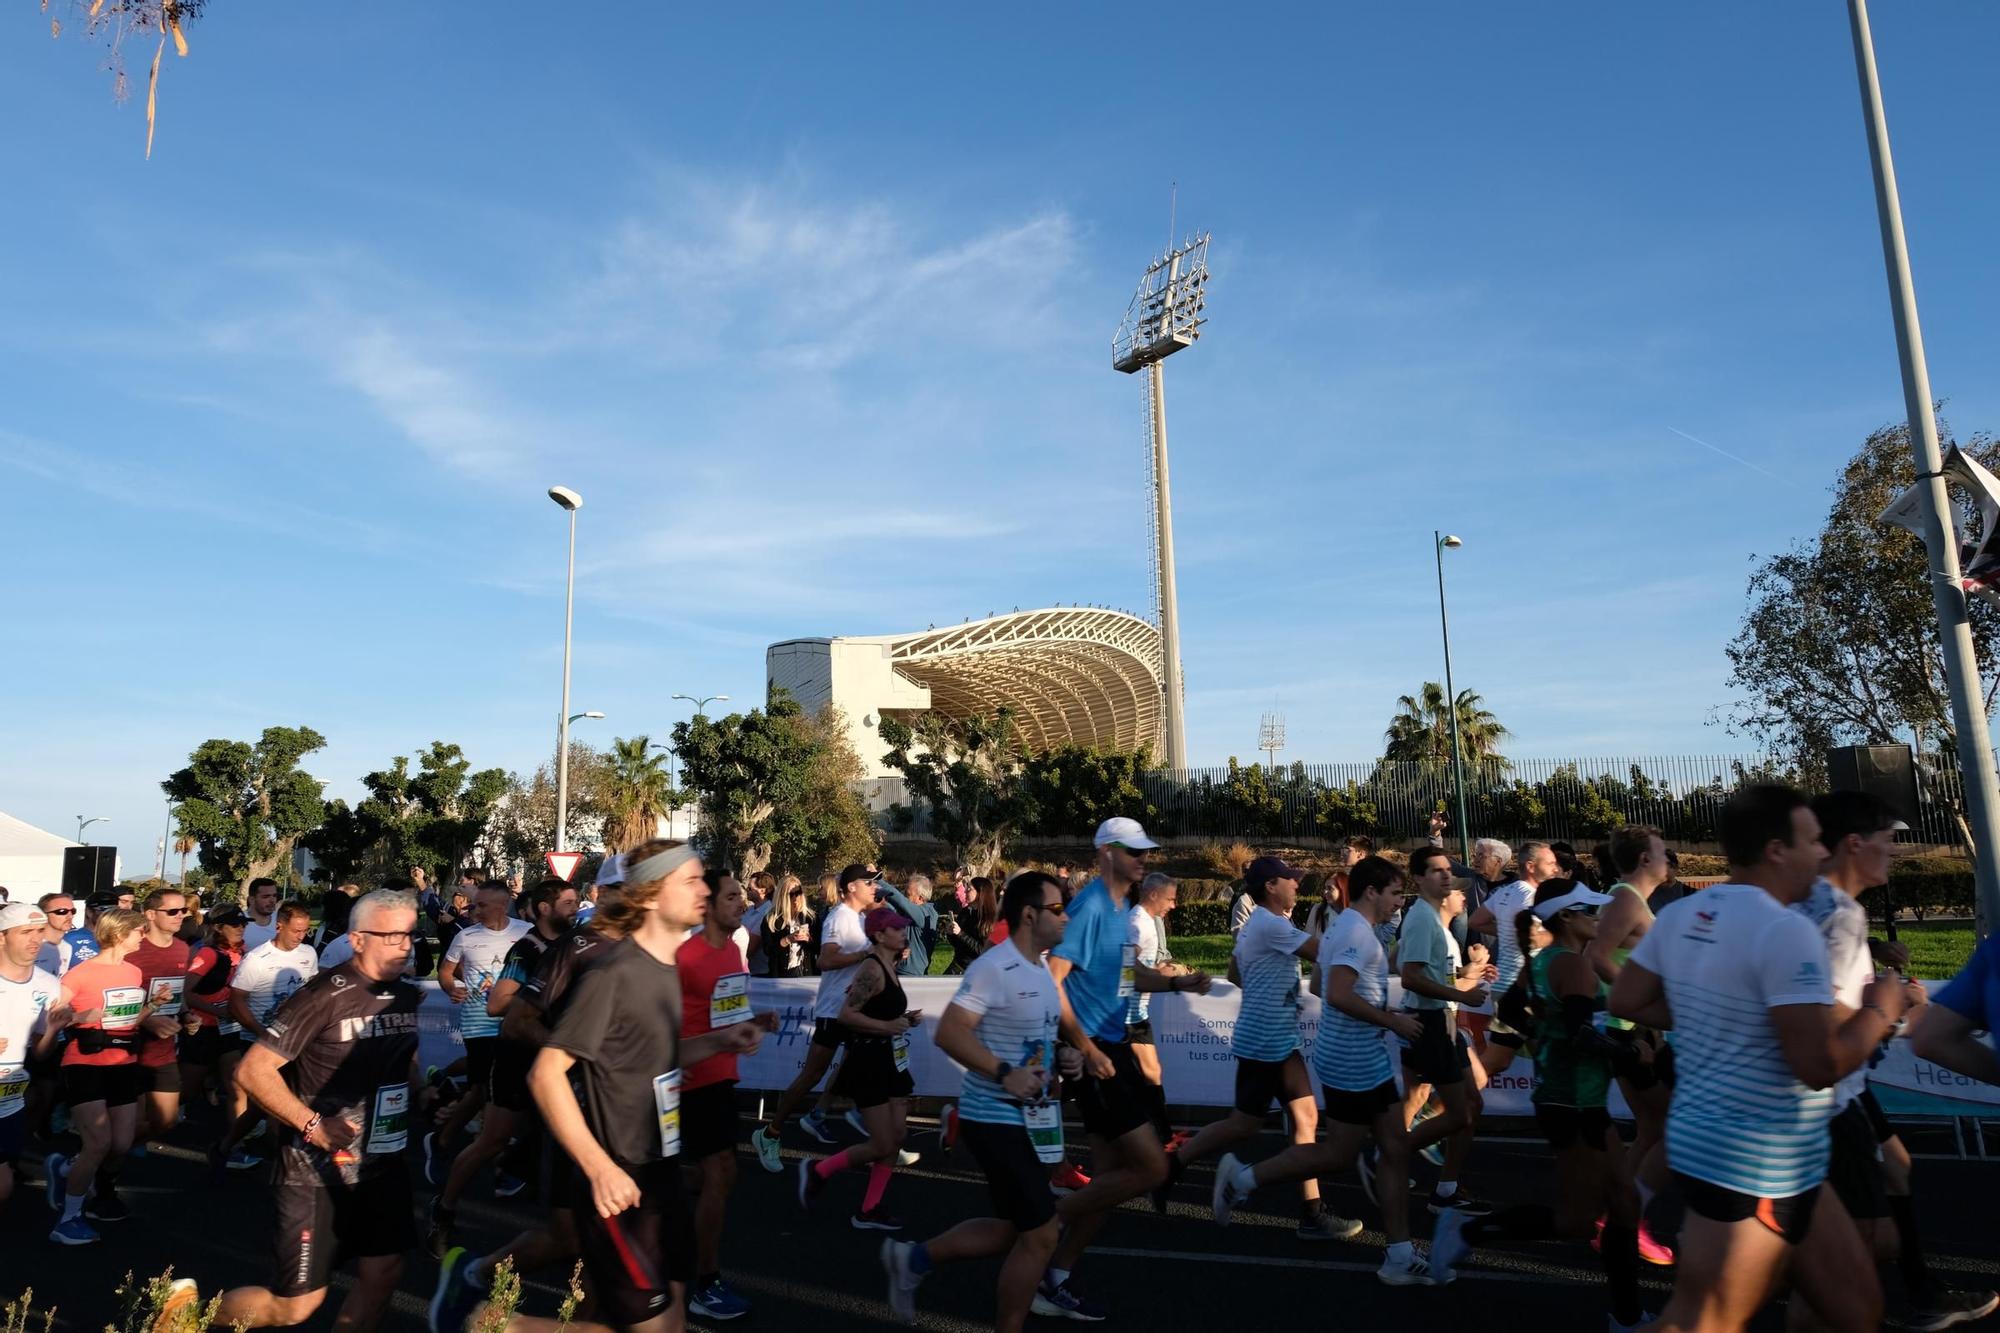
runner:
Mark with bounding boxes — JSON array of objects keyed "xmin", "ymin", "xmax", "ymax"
[
  {"xmin": 1912, "ymin": 925, "xmax": 2000, "ymax": 1087},
  {"xmin": 0, "ymin": 902, "xmax": 67, "ymax": 1206},
  {"xmin": 1207, "ymin": 855, "xmax": 1434, "ymax": 1285},
  {"xmin": 1466, "ymin": 840, "xmax": 1554, "ymax": 1077},
  {"xmin": 154, "ymin": 888, "xmax": 427, "ymax": 1333},
  {"xmin": 125, "ymin": 886, "xmax": 193, "ymax": 1176},
  {"xmin": 428, "ymin": 879, "xmax": 577, "ymax": 1253},
  {"xmin": 58, "ymin": 895, "xmax": 107, "ymax": 973},
  {"xmin": 678, "ymin": 868, "xmax": 775, "ymax": 1321},
  {"xmin": 33, "ymin": 893, "xmax": 76, "ymax": 974},
  {"xmin": 1162, "ymin": 855, "xmax": 1356, "ymax": 1239},
  {"xmin": 429, "ymin": 880, "xmax": 531, "ymax": 1182},
  {"xmin": 1799, "ymin": 791, "xmax": 1996, "ymax": 1331},
  {"xmin": 799, "ymin": 904, "xmax": 921, "ymax": 1231},
  {"xmin": 242, "ymin": 878, "xmax": 280, "ymax": 951},
  {"xmin": 432, "ymin": 839, "xmax": 764, "ymax": 1333},
  {"xmin": 1607, "ymin": 782, "xmax": 1912, "ymax": 1333},
  {"xmin": 881, "ymin": 871, "xmax": 1080, "ymax": 1332},
  {"xmin": 1399, "ymin": 846, "xmax": 1494, "ymax": 1216},
  {"xmin": 217, "ymin": 901, "xmax": 319, "ymax": 1169},
  {"xmin": 1124, "ymin": 872, "xmax": 1206, "ymax": 1146},
  {"xmin": 178, "ymin": 907, "xmax": 249, "ymax": 1143},
  {"xmin": 1430, "ymin": 878, "xmax": 1650, "ymax": 1330},
  {"xmin": 750, "ymin": 863, "xmax": 876, "ymax": 1171},
  {"xmin": 47, "ymin": 907, "xmax": 149, "ymax": 1244},
  {"xmin": 1038, "ymin": 816, "xmax": 1206, "ymax": 1319}
]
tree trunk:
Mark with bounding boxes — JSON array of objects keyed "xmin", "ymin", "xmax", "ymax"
[{"xmin": 237, "ymin": 835, "xmax": 298, "ymax": 903}]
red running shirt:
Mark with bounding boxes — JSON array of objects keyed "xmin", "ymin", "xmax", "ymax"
[
  {"xmin": 676, "ymin": 931, "xmax": 749, "ymax": 1090},
  {"xmin": 129, "ymin": 936, "xmax": 191, "ymax": 1068},
  {"xmin": 61, "ymin": 956, "xmax": 146, "ymax": 1068}
]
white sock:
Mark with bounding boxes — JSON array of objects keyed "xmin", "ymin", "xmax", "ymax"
[
  {"xmin": 1435, "ymin": 1179, "xmax": 1458, "ymax": 1199},
  {"xmin": 1047, "ymin": 1266, "xmax": 1071, "ymax": 1289},
  {"xmin": 1231, "ymin": 1162, "xmax": 1257, "ymax": 1194},
  {"xmin": 1386, "ymin": 1240, "xmax": 1415, "ymax": 1263},
  {"xmin": 62, "ymin": 1191, "xmax": 84, "ymax": 1221}
]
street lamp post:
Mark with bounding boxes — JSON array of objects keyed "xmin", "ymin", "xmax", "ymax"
[
  {"xmin": 549, "ymin": 486, "xmax": 583, "ymax": 853},
  {"xmin": 77, "ymin": 815, "xmax": 107, "ymax": 845},
  {"xmin": 672, "ymin": 693, "xmax": 730, "ymax": 717},
  {"xmin": 1434, "ymin": 533, "xmax": 1471, "ymax": 863}
]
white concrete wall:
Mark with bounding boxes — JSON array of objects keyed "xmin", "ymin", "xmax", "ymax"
[{"xmin": 767, "ymin": 637, "xmax": 931, "ymax": 779}]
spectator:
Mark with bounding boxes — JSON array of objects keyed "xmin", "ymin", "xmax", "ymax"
[
  {"xmin": 876, "ymin": 873, "xmax": 945, "ymax": 977},
  {"xmin": 761, "ymin": 876, "xmax": 815, "ymax": 977},
  {"xmin": 742, "ymin": 872, "xmax": 778, "ymax": 976},
  {"xmin": 1647, "ymin": 849, "xmax": 1693, "ymax": 911}
]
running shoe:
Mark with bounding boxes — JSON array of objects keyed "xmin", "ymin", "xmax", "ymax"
[
  {"xmin": 1031, "ymin": 1277, "xmax": 1108, "ymax": 1322},
  {"xmin": 48, "ymin": 1214, "xmax": 100, "ymax": 1246},
  {"xmin": 43, "ymin": 1151, "xmax": 68, "ymax": 1212},
  {"xmin": 151, "ymin": 1277, "xmax": 200, "ymax": 1331},
  {"xmin": 688, "ymin": 1277, "xmax": 752, "ymax": 1320},
  {"xmin": 844, "ymin": 1109, "xmax": 868, "ymax": 1138},
  {"xmin": 1410, "ymin": 1101, "xmax": 1445, "ymax": 1166},
  {"xmin": 895, "ymin": 1148, "xmax": 921, "ymax": 1167},
  {"xmin": 751, "ymin": 1126, "xmax": 784, "ymax": 1174},
  {"xmin": 225, "ymin": 1149, "xmax": 264, "ymax": 1171},
  {"xmin": 1427, "ymin": 1188, "xmax": 1491, "ymax": 1218},
  {"xmin": 1355, "ymin": 1145, "xmax": 1379, "ymax": 1207},
  {"xmin": 800, "ymin": 1111, "xmax": 838, "ymax": 1145},
  {"xmin": 796, "ymin": 1158, "xmax": 824, "ymax": 1210},
  {"xmin": 429, "ymin": 1246, "xmax": 484, "ymax": 1333},
  {"xmin": 1164, "ymin": 1129, "xmax": 1194, "ymax": 1154},
  {"xmin": 1428, "ymin": 1206, "xmax": 1470, "ymax": 1285},
  {"xmin": 84, "ymin": 1193, "xmax": 130, "ymax": 1223},
  {"xmin": 427, "ymin": 1199, "xmax": 455, "ymax": 1258},
  {"xmin": 939, "ymin": 1103, "xmax": 960, "ymax": 1150},
  {"xmin": 1212, "ymin": 1152, "xmax": 1248, "ymax": 1227},
  {"xmin": 1637, "ymin": 1221, "xmax": 1675, "ymax": 1266},
  {"xmin": 1904, "ymin": 1289, "xmax": 2000, "ymax": 1331},
  {"xmin": 1050, "ymin": 1162, "xmax": 1091, "ymax": 1194},
  {"xmin": 1376, "ymin": 1250, "xmax": 1437, "ymax": 1287},
  {"xmin": 851, "ymin": 1206, "xmax": 904, "ymax": 1232},
  {"xmin": 1296, "ymin": 1210, "xmax": 1364, "ymax": 1242},
  {"xmin": 493, "ymin": 1171, "xmax": 527, "ymax": 1199},
  {"xmin": 881, "ymin": 1239, "xmax": 925, "ymax": 1324}
]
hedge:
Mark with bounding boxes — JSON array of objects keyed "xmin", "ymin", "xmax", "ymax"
[{"xmin": 1860, "ymin": 858, "xmax": 1975, "ymax": 917}]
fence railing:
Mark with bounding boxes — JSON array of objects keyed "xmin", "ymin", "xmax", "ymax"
[{"xmin": 869, "ymin": 755, "xmax": 1968, "ymax": 848}]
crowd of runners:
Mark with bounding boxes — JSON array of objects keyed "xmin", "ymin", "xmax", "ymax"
[{"xmin": 3, "ymin": 790, "xmax": 1999, "ymax": 1332}]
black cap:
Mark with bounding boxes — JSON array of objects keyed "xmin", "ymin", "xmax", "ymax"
[
  {"xmin": 1245, "ymin": 855, "xmax": 1306, "ymax": 889},
  {"xmin": 87, "ymin": 894, "xmax": 121, "ymax": 911},
  {"xmin": 838, "ymin": 863, "xmax": 874, "ymax": 890},
  {"xmin": 207, "ymin": 906, "xmax": 249, "ymax": 927}
]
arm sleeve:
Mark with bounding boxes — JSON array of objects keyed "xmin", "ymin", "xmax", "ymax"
[
  {"xmin": 1759, "ymin": 913, "xmax": 1835, "ymax": 1008},
  {"xmin": 1051, "ymin": 898, "xmax": 1097, "ymax": 968},
  {"xmin": 1274, "ymin": 914, "xmax": 1312, "ymax": 956},
  {"xmin": 1931, "ymin": 937, "xmax": 1996, "ymax": 1026},
  {"xmin": 548, "ymin": 963, "xmax": 618, "ymax": 1066},
  {"xmin": 442, "ymin": 932, "xmax": 466, "ymax": 965},
  {"xmin": 258, "ymin": 984, "xmax": 323, "ymax": 1063},
  {"xmin": 950, "ymin": 961, "xmax": 1005, "ymax": 1018}
]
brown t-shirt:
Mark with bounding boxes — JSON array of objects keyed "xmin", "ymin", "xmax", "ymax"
[
  {"xmin": 548, "ymin": 937, "xmax": 683, "ymax": 1169},
  {"xmin": 260, "ymin": 961, "xmax": 421, "ymax": 1184}
]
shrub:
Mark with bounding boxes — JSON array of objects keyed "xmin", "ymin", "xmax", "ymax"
[
  {"xmin": 1226, "ymin": 842, "xmax": 1256, "ymax": 876},
  {"xmin": 1192, "ymin": 843, "xmax": 1236, "ymax": 878},
  {"xmin": 1857, "ymin": 856, "xmax": 1974, "ymax": 917},
  {"xmin": 1168, "ymin": 900, "xmax": 1231, "ymax": 935}
]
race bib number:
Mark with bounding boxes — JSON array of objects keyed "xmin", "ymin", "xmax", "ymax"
[
  {"xmin": 892, "ymin": 1030, "xmax": 911, "ymax": 1073},
  {"xmin": 100, "ymin": 986, "xmax": 145, "ymax": 1032},
  {"xmin": 652, "ymin": 1070, "xmax": 682, "ymax": 1158},
  {"xmin": 0, "ymin": 1064, "xmax": 29, "ymax": 1115},
  {"xmin": 1118, "ymin": 944, "xmax": 1137, "ymax": 999},
  {"xmin": 219, "ymin": 1019, "xmax": 242, "ymax": 1037},
  {"xmin": 365, "ymin": 1085, "xmax": 409, "ymax": 1156},
  {"xmin": 710, "ymin": 973, "xmax": 751, "ymax": 1027},
  {"xmin": 148, "ymin": 976, "xmax": 186, "ymax": 1018},
  {"xmin": 1024, "ymin": 1100, "xmax": 1065, "ymax": 1164}
]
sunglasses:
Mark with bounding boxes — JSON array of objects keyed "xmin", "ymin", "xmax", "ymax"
[
  {"xmin": 1558, "ymin": 904, "xmax": 1601, "ymax": 919},
  {"xmin": 1035, "ymin": 900, "xmax": 1067, "ymax": 915},
  {"xmin": 46, "ymin": 908, "xmax": 75, "ymax": 916},
  {"xmin": 1106, "ymin": 843, "xmax": 1150, "ymax": 855},
  {"xmin": 155, "ymin": 908, "xmax": 189, "ymax": 917}
]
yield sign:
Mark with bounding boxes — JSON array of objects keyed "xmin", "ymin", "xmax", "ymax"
[{"xmin": 546, "ymin": 851, "xmax": 585, "ymax": 883}]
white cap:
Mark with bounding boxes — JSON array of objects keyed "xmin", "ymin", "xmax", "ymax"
[
  {"xmin": 594, "ymin": 853, "xmax": 625, "ymax": 887},
  {"xmin": 1093, "ymin": 817, "xmax": 1160, "ymax": 851},
  {"xmin": 1531, "ymin": 884, "xmax": 1614, "ymax": 921},
  {"xmin": 0, "ymin": 902, "xmax": 48, "ymax": 931}
]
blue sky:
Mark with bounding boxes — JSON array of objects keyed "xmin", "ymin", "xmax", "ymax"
[{"xmin": 5, "ymin": 4, "xmax": 1999, "ymax": 863}]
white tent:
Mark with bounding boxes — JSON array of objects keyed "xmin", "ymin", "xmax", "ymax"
[{"xmin": 0, "ymin": 811, "xmax": 79, "ymax": 901}]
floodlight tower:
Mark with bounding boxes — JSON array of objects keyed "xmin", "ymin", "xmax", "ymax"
[
  {"xmin": 1259, "ymin": 713, "xmax": 1286, "ymax": 768},
  {"xmin": 1114, "ymin": 231, "xmax": 1210, "ymax": 772}
]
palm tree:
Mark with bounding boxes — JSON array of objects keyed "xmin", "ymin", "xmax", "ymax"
[
  {"xmin": 1383, "ymin": 683, "xmax": 1510, "ymax": 770},
  {"xmin": 603, "ymin": 734, "xmax": 675, "ymax": 852},
  {"xmin": 174, "ymin": 833, "xmax": 197, "ymax": 884}
]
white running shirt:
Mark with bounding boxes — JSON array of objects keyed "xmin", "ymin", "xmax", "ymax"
[
  {"xmin": 232, "ymin": 941, "xmax": 320, "ymax": 1027},
  {"xmin": 1312, "ymin": 910, "xmax": 1393, "ymax": 1092},
  {"xmin": 1793, "ymin": 877, "xmax": 1875, "ymax": 1113},
  {"xmin": 1232, "ymin": 906, "xmax": 1310, "ymax": 1061},
  {"xmin": 1629, "ymin": 883, "xmax": 1834, "ymax": 1198},
  {"xmin": 442, "ymin": 919, "xmax": 531, "ymax": 1039},
  {"xmin": 1485, "ymin": 879, "xmax": 1536, "ymax": 992},
  {"xmin": 0, "ymin": 967, "xmax": 61, "ymax": 1118},
  {"xmin": 813, "ymin": 904, "xmax": 869, "ymax": 1021},
  {"xmin": 950, "ymin": 938, "xmax": 1062, "ymax": 1126}
]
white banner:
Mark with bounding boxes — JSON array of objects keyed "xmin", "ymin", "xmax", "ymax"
[{"xmin": 412, "ymin": 976, "xmax": 2000, "ymax": 1114}]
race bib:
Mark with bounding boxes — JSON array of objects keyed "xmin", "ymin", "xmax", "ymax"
[
  {"xmin": 1118, "ymin": 944, "xmax": 1137, "ymax": 999},
  {"xmin": 365, "ymin": 1085, "xmax": 409, "ymax": 1156},
  {"xmin": 710, "ymin": 973, "xmax": 751, "ymax": 1027},
  {"xmin": 892, "ymin": 1031, "xmax": 911, "ymax": 1073},
  {"xmin": 219, "ymin": 1019, "xmax": 242, "ymax": 1037},
  {"xmin": 148, "ymin": 976, "xmax": 186, "ymax": 1018},
  {"xmin": 1024, "ymin": 1100, "xmax": 1064, "ymax": 1164},
  {"xmin": 0, "ymin": 1065, "xmax": 29, "ymax": 1115},
  {"xmin": 652, "ymin": 1070, "xmax": 682, "ymax": 1158},
  {"xmin": 100, "ymin": 986, "xmax": 145, "ymax": 1032}
]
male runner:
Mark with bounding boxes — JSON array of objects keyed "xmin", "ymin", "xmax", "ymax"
[
  {"xmin": 1125, "ymin": 872, "xmax": 1205, "ymax": 1146},
  {"xmin": 751, "ymin": 862, "xmax": 876, "ymax": 1170},
  {"xmin": 58, "ymin": 896, "xmax": 107, "ymax": 973},
  {"xmin": 429, "ymin": 879, "xmax": 576, "ymax": 1251},
  {"xmin": 435, "ymin": 839, "xmax": 763, "ymax": 1333},
  {"xmin": 1399, "ymin": 846, "xmax": 1493, "ymax": 1215},
  {"xmin": 1164, "ymin": 855, "xmax": 1356, "ymax": 1239},
  {"xmin": 1039, "ymin": 816, "xmax": 1204, "ymax": 1319},
  {"xmin": 156, "ymin": 889, "xmax": 425, "ymax": 1333},
  {"xmin": 1608, "ymin": 783, "xmax": 1914, "ymax": 1333},
  {"xmin": 0, "ymin": 902, "xmax": 67, "ymax": 1205},
  {"xmin": 1913, "ymin": 932, "xmax": 2000, "ymax": 1085},
  {"xmin": 1800, "ymin": 791, "xmax": 1995, "ymax": 1330},
  {"xmin": 883, "ymin": 872, "xmax": 1081, "ymax": 1332},
  {"xmin": 430, "ymin": 880, "xmax": 530, "ymax": 1180},
  {"xmin": 34, "ymin": 893, "xmax": 77, "ymax": 974},
  {"xmin": 124, "ymin": 886, "xmax": 192, "ymax": 1179},
  {"xmin": 1466, "ymin": 840, "xmax": 1555, "ymax": 1076},
  {"xmin": 242, "ymin": 878, "xmax": 281, "ymax": 951},
  {"xmin": 1209, "ymin": 856, "xmax": 1433, "ymax": 1283},
  {"xmin": 217, "ymin": 901, "xmax": 319, "ymax": 1169}
]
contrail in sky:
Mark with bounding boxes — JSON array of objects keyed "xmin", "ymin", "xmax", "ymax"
[{"xmin": 1665, "ymin": 425, "xmax": 1791, "ymax": 485}]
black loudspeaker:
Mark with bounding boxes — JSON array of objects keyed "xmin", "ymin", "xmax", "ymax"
[
  {"xmin": 1826, "ymin": 745, "xmax": 1920, "ymax": 829},
  {"xmin": 62, "ymin": 846, "xmax": 118, "ymax": 901}
]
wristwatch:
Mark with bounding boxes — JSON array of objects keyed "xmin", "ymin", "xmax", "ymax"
[{"xmin": 995, "ymin": 1061, "xmax": 1014, "ymax": 1083}]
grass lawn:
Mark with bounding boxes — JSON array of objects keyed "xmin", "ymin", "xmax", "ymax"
[{"xmin": 1168, "ymin": 919, "xmax": 1979, "ymax": 980}]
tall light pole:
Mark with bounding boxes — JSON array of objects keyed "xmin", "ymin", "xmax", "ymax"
[
  {"xmin": 1115, "ymin": 231, "xmax": 1210, "ymax": 771},
  {"xmin": 77, "ymin": 815, "xmax": 107, "ymax": 845},
  {"xmin": 1434, "ymin": 533, "xmax": 1471, "ymax": 863},
  {"xmin": 1847, "ymin": 0, "xmax": 2000, "ymax": 934},
  {"xmin": 157, "ymin": 798, "xmax": 175, "ymax": 879},
  {"xmin": 549, "ymin": 485, "xmax": 583, "ymax": 853},
  {"xmin": 672, "ymin": 693, "xmax": 730, "ymax": 718}
]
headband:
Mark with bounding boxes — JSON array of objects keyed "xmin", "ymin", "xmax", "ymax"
[{"xmin": 622, "ymin": 845, "xmax": 699, "ymax": 887}]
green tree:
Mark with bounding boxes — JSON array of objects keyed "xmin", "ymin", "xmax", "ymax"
[
  {"xmin": 302, "ymin": 743, "xmax": 506, "ymax": 885},
  {"xmin": 1020, "ymin": 745, "xmax": 1158, "ymax": 837},
  {"xmin": 1215, "ymin": 758, "xmax": 1285, "ymax": 839},
  {"xmin": 477, "ymin": 742, "xmax": 614, "ymax": 875},
  {"xmin": 672, "ymin": 691, "xmax": 824, "ymax": 878},
  {"xmin": 602, "ymin": 735, "xmax": 678, "ymax": 853},
  {"xmin": 1314, "ymin": 780, "xmax": 1379, "ymax": 840},
  {"xmin": 163, "ymin": 726, "xmax": 328, "ymax": 900},
  {"xmin": 1724, "ymin": 420, "xmax": 1998, "ymax": 844},
  {"xmin": 1383, "ymin": 683, "xmax": 1510, "ymax": 770},
  {"xmin": 766, "ymin": 704, "xmax": 878, "ymax": 876},
  {"xmin": 879, "ymin": 708, "xmax": 1030, "ymax": 877}
]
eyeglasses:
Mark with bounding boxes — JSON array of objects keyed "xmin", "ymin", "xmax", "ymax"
[
  {"xmin": 46, "ymin": 908, "xmax": 75, "ymax": 917},
  {"xmin": 1107, "ymin": 843, "xmax": 1149, "ymax": 855},
  {"xmin": 357, "ymin": 930, "xmax": 416, "ymax": 944},
  {"xmin": 1035, "ymin": 900, "xmax": 1067, "ymax": 915},
  {"xmin": 154, "ymin": 908, "xmax": 189, "ymax": 917}
]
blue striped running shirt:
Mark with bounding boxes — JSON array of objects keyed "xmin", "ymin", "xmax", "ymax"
[
  {"xmin": 1124, "ymin": 905, "xmax": 1164, "ymax": 1026},
  {"xmin": 1628, "ymin": 884, "xmax": 1835, "ymax": 1198},
  {"xmin": 1231, "ymin": 906, "xmax": 1310, "ymax": 1061},
  {"xmin": 950, "ymin": 938, "xmax": 1062, "ymax": 1126},
  {"xmin": 1311, "ymin": 908, "xmax": 1393, "ymax": 1091}
]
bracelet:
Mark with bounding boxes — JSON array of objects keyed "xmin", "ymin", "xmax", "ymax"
[{"xmin": 301, "ymin": 1113, "xmax": 323, "ymax": 1141}]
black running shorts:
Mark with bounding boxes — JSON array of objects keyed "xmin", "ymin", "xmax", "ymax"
[
  {"xmin": 810, "ymin": 1017, "xmax": 846, "ymax": 1050},
  {"xmin": 1675, "ymin": 1171, "xmax": 1819, "ymax": 1245},
  {"xmin": 1399, "ymin": 1010, "xmax": 1467, "ymax": 1088},
  {"xmin": 679, "ymin": 1080, "xmax": 738, "ymax": 1161},
  {"xmin": 1322, "ymin": 1079, "xmax": 1400, "ymax": 1127},
  {"xmin": 488, "ymin": 1042, "xmax": 536, "ymax": 1114},
  {"xmin": 1232, "ymin": 1053, "xmax": 1310, "ymax": 1117},
  {"xmin": 1857, "ymin": 1088, "xmax": 1895, "ymax": 1145},
  {"xmin": 63, "ymin": 1062, "xmax": 139, "ymax": 1109},
  {"xmin": 136, "ymin": 1061, "xmax": 181, "ymax": 1096},
  {"xmin": 1826, "ymin": 1100, "xmax": 1890, "ymax": 1221},
  {"xmin": 576, "ymin": 1158, "xmax": 694, "ymax": 1326},
  {"xmin": 270, "ymin": 1170, "xmax": 416, "ymax": 1297},
  {"xmin": 461, "ymin": 1037, "xmax": 499, "ymax": 1091},
  {"xmin": 961, "ymin": 1120, "xmax": 1058, "ymax": 1232},
  {"xmin": 1534, "ymin": 1103, "xmax": 1613, "ymax": 1152},
  {"xmin": 1074, "ymin": 1038, "xmax": 1153, "ymax": 1140},
  {"xmin": 0, "ymin": 1112, "xmax": 26, "ymax": 1167},
  {"xmin": 1125, "ymin": 1019, "xmax": 1156, "ymax": 1046}
]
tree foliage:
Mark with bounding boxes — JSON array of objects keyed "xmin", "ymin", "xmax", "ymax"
[
  {"xmin": 1019, "ymin": 745, "xmax": 1158, "ymax": 836},
  {"xmin": 163, "ymin": 726, "xmax": 327, "ymax": 899},
  {"xmin": 477, "ymin": 743, "xmax": 614, "ymax": 874},
  {"xmin": 303, "ymin": 742, "xmax": 506, "ymax": 884},
  {"xmin": 672, "ymin": 690, "xmax": 828, "ymax": 878},
  {"xmin": 765, "ymin": 704, "xmax": 878, "ymax": 876},
  {"xmin": 602, "ymin": 736, "xmax": 678, "ymax": 853},
  {"xmin": 879, "ymin": 708, "xmax": 1030, "ymax": 877},
  {"xmin": 1383, "ymin": 682, "xmax": 1510, "ymax": 769}
]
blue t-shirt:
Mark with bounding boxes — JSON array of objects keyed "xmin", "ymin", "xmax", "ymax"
[
  {"xmin": 1933, "ymin": 933, "xmax": 1999, "ymax": 1033},
  {"xmin": 61, "ymin": 927, "xmax": 100, "ymax": 972},
  {"xmin": 1052, "ymin": 878, "xmax": 1133, "ymax": 1044}
]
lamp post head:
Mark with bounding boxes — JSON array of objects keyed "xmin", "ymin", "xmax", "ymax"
[
  {"xmin": 548, "ymin": 486, "xmax": 583, "ymax": 512},
  {"xmin": 1439, "ymin": 534, "xmax": 1463, "ymax": 550},
  {"xmin": 582, "ymin": 711, "xmax": 605, "ymax": 719}
]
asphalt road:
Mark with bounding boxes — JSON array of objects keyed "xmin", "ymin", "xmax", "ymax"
[{"xmin": 4, "ymin": 1107, "xmax": 1998, "ymax": 1332}]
